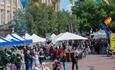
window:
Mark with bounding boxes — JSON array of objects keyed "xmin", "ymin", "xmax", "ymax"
[
  {"xmin": 7, "ymin": 11, "xmax": 11, "ymax": 22},
  {"xmin": 13, "ymin": 12, "xmax": 16, "ymax": 18},
  {"xmin": 0, "ymin": 10, "xmax": 1, "ymax": 25},
  {"xmin": 47, "ymin": 0, "xmax": 51, "ymax": 5},
  {"xmin": 1, "ymin": 10, "xmax": 5, "ymax": 25},
  {"xmin": 13, "ymin": 0, "xmax": 16, "ymax": 5},
  {"xmin": 7, "ymin": 0, "xmax": 10, "ymax": 4},
  {"xmin": 42, "ymin": 0, "xmax": 45, "ymax": 3},
  {"xmin": 46, "ymin": 0, "xmax": 49, "ymax": 5},
  {"xmin": 0, "ymin": 0, "xmax": 4, "ymax": 2}
]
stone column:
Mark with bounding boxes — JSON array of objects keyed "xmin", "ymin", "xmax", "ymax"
[
  {"xmin": 10, "ymin": 0, "xmax": 13, "ymax": 20},
  {"xmin": 4, "ymin": 0, "xmax": 7, "ymax": 24},
  {"xmin": 0, "ymin": 10, "xmax": 1, "ymax": 25},
  {"xmin": 16, "ymin": 0, "xmax": 18, "ymax": 12}
]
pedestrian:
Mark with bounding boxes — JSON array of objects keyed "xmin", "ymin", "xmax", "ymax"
[
  {"xmin": 60, "ymin": 47, "xmax": 67, "ymax": 70},
  {"xmin": 32, "ymin": 52, "xmax": 40, "ymax": 67},
  {"xmin": 15, "ymin": 54, "xmax": 22, "ymax": 70},
  {"xmin": 24, "ymin": 50, "xmax": 33, "ymax": 70},
  {"xmin": 71, "ymin": 47, "xmax": 78, "ymax": 70},
  {"xmin": 60, "ymin": 53, "xmax": 67, "ymax": 70},
  {"xmin": 39, "ymin": 49, "xmax": 46, "ymax": 64}
]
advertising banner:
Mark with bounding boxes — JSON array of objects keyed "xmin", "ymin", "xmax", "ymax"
[{"xmin": 110, "ymin": 33, "xmax": 115, "ymax": 52}]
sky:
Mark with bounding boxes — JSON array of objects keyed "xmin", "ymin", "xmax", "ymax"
[{"xmin": 60, "ymin": 0, "xmax": 70, "ymax": 11}]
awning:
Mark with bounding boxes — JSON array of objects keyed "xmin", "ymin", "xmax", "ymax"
[{"xmin": 5, "ymin": 33, "xmax": 32, "ymax": 45}]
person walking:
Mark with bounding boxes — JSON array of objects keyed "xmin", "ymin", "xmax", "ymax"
[
  {"xmin": 71, "ymin": 47, "xmax": 78, "ymax": 70},
  {"xmin": 32, "ymin": 52, "xmax": 40, "ymax": 67},
  {"xmin": 24, "ymin": 50, "xmax": 33, "ymax": 70},
  {"xmin": 60, "ymin": 47, "xmax": 67, "ymax": 70},
  {"xmin": 39, "ymin": 49, "xmax": 46, "ymax": 64}
]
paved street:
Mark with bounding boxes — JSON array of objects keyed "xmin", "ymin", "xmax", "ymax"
[
  {"xmin": 48, "ymin": 55, "xmax": 115, "ymax": 70},
  {"xmin": 77, "ymin": 55, "xmax": 115, "ymax": 70}
]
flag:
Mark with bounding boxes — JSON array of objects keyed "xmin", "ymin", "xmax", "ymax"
[{"xmin": 104, "ymin": 16, "xmax": 112, "ymax": 27}]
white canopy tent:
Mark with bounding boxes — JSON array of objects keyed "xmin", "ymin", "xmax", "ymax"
[
  {"xmin": 6, "ymin": 34, "xmax": 20, "ymax": 41},
  {"xmin": 24, "ymin": 33, "xmax": 32, "ymax": 40},
  {"xmin": 5, "ymin": 34, "xmax": 32, "ymax": 45},
  {"xmin": 55, "ymin": 32, "xmax": 87, "ymax": 42},
  {"xmin": 51, "ymin": 34, "xmax": 56, "ymax": 39},
  {"xmin": 52, "ymin": 33, "xmax": 64, "ymax": 44},
  {"xmin": 90, "ymin": 30, "xmax": 107, "ymax": 39},
  {"xmin": 31, "ymin": 34, "xmax": 46, "ymax": 43},
  {"xmin": 51, "ymin": 34, "xmax": 56, "ymax": 44}
]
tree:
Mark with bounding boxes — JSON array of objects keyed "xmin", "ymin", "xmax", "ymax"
[
  {"xmin": 8, "ymin": 10, "xmax": 30, "ymax": 34},
  {"xmin": 99, "ymin": 0, "xmax": 115, "ymax": 33},
  {"xmin": 13, "ymin": 1, "xmax": 78, "ymax": 36},
  {"xmin": 71, "ymin": 0, "xmax": 115, "ymax": 34}
]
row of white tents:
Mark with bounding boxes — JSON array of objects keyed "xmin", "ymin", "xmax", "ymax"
[
  {"xmin": 0, "ymin": 30, "xmax": 108, "ymax": 47},
  {"xmin": 24, "ymin": 32, "xmax": 88, "ymax": 44},
  {"xmin": 0, "ymin": 32, "xmax": 88, "ymax": 47}
]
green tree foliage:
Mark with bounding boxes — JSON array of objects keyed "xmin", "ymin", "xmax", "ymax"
[
  {"xmin": 9, "ymin": 10, "xmax": 30, "ymax": 34},
  {"xmin": 11, "ymin": 0, "xmax": 77, "ymax": 36},
  {"xmin": 24, "ymin": 3, "xmax": 77, "ymax": 36},
  {"xmin": 71, "ymin": 0, "xmax": 115, "ymax": 33}
]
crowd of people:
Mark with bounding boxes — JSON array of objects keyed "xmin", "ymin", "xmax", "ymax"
[{"xmin": 0, "ymin": 39, "xmax": 111, "ymax": 70}]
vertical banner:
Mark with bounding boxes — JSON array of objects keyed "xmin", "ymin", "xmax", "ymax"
[{"xmin": 110, "ymin": 33, "xmax": 115, "ymax": 52}]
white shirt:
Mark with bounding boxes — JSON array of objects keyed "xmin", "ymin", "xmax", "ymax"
[{"xmin": 32, "ymin": 54, "xmax": 40, "ymax": 64}]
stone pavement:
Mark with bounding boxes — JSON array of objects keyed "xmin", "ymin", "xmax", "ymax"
[
  {"xmin": 48, "ymin": 55, "xmax": 115, "ymax": 70},
  {"xmin": 77, "ymin": 55, "xmax": 115, "ymax": 70}
]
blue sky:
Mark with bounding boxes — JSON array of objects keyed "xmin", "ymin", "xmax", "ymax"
[{"xmin": 60, "ymin": 0, "xmax": 70, "ymax": 10}]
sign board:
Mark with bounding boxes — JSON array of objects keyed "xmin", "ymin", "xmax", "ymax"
[{"xmin": 110, "ymin": 33, "xmax": 115, "ymax": 52}]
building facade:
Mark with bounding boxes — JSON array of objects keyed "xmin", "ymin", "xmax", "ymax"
[
  {"xmin": 31, "ymin": 0, "xmax": 60, "ymax": 11},
  {"xmin": 0, "ymin": 0, "xmax": 22, "ymax": 25},
  {"xmin": 42, "ymin": 0, "xmax": 60, "ymax": 11}
]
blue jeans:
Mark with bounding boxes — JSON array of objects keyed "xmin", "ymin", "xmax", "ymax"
[
  {"xmin": 26, "ymin": 63, "xmax": 31, "ymax": 70},
  {"xmin": 61, "ymin": 62, "xmax": 67, "ymax": 70}
]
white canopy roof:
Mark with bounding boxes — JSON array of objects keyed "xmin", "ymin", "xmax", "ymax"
[
  {"xmin": 51, "ymin": 34, "xmax": 56, "ymax": 44},
  {"xmin": 51, "ymin": 34, "xmax": 56, "ymax": 38},
  {"xmin": 24, "ymin": 33, "xmax": 32, "ymax": 40},
  {"xmin": 6, "ymin": 34, "xmax": 25, "ymax": 41},
  {"xmin": 31, "ymin": 34, "xmax": 46, "ymax": 43},
  {"xmin": 56, "ymin": 32, "xmax": 87, "ymax": 41},
  {"xmin": 52, "ymin": 33, "xmax": 64, "ymax": 44},
  {"xmin": 90, "ymin": 30, "xmax": 107, "ymax": 39},
  {"xmin": 0, "ymin": 37, "xmax": 7, "ymax": 42}
]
